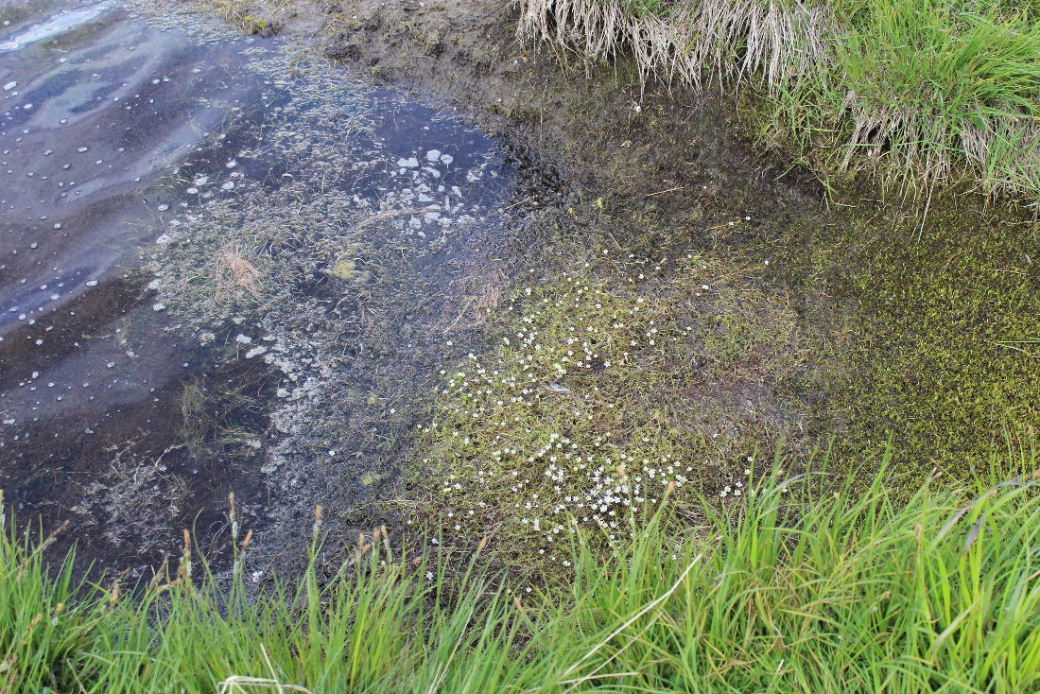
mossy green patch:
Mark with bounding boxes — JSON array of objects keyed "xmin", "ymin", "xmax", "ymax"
[
  {"xmin": 776, "ymin": 202, "xmax": 1040, "ymax": 479},
  {"xmin": 207, "ymin": 0, "xmax": 281, "ymax": 36},
  {"xmin": 411, "ymin": 250, "xmax": 814, "ymax": 560}
]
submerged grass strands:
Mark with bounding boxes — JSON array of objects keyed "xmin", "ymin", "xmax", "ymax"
[{"xmin": 2, "ymin": 464, "xmax": 1040, "ymax": 691}]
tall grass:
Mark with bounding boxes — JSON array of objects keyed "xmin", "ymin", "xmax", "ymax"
[
  {"xmin": 3, "ymin": 463, "xmax": 1040, "ymax": 693},
  {"xmin": 793, "ymin": 0, "xmax": 1040, "ymax": 199},
  {"xmin": 518, "ymin": 0, "xmax": 1040, "ymax": 204}
]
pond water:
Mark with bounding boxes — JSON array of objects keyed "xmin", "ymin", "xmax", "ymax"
[{"xmin": 0, "ymin": 0, "xmax": 528, "ymax": 575}]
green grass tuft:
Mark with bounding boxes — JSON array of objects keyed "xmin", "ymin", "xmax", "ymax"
[
  {"xmin": 520, "ymin": 0, "xmax": 1040, "ymax": 204},
  {"xmin": 788, "ymin": 0, "xmax": 1040, "ymax": 198},
  {"xmin": 3, "ymin": 461, "xmax": 1040, "ymax": 692}
]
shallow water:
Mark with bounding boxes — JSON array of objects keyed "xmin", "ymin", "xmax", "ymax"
[{"xmin": 0, "ymin": 0, "xmax": 520, "ymax": 574}]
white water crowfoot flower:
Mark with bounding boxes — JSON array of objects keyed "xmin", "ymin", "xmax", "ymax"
[{"xmin": 412, "ymin": 252, "xmax": 814, "ymax": 561}]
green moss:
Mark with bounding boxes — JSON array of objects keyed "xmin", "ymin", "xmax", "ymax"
[
  {"xmin": 777, "ymin": 202, "xmax": 1040, "ymax": 478},
  {"xmin": 411, "ymin": 250, "xmax": 813, "ymax": 559}
]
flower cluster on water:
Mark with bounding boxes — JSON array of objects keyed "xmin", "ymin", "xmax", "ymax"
[{"xmin": 414, "ymin": 253, "xmax": 810, "ymax": 558}]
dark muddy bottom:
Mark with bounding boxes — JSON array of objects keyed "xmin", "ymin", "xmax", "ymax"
[{"xmin": 0, "ymin": 0, "xmax": 529, "ymax": 577}]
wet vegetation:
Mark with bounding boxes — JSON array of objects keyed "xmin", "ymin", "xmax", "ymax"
[
  {"xmin": 5, "ymin": 465, "xmax": 1040, "ymax": 693},
  {"xmin": 777, "ymin": 202, "xmax": 1040, "ymax": 479},
  {"xmin": 520, "ymin": 0, "xmax": 1040, "ymax": 203},
  {"xmin": 413, "ymin": 249, "xmax": 813, "ymax": 561},
  {"xmin": 4, "ymin": 0, "xmax": 1040, "ymax": 690}
]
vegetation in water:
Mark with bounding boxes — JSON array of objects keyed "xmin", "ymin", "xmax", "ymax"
[
  {"xmin": 410, "ymin": 250, "xmax": 814, "ymax": 560},
  {"xmin": 769, "ymin": 202, "xmax": 1040, "ymax": 477},
  {"xmin": 5, "ymin": 2, "xmax": 1039, "ymax": 692}
]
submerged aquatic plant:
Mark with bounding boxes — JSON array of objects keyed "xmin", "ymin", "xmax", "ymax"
[{"xmin": 412, "ymin": 252, "xmax": 811, "ymax": 558}]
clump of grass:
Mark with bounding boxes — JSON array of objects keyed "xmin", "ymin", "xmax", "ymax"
[
  {"xmin": 0, "ymin": 505, "xmax": 95, "ymax": 694},
  {"xmin": 518, "ymin": 0, "xmax": 829, "ymax": 91},
  {"xmin": 207, "ymin": 0, "xmax": 280, "ymax": 36},
  {"xmin": 781, "ymin": 0, "xmax": 1040, "ymax": 199},
  {"xmin": 411, "ymin": 252, "xmax": 811, "ymax": 560},
  {"xmin": 3, "ymin": 461, "xmax": 1040, "ymax": 692},
  {"xmin": 519, "ymin": 0, "xmax": 1040, "ymax": 204}
]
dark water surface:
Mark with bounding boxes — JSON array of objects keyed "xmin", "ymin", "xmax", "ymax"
[{"xmin": 0, "ymin": 0, "xmax": 518, "ymax": 575}]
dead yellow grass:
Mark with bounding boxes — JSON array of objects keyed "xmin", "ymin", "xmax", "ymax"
[{"xmin": 214, "ymin": 243, "xmax": 261, "ymax": 303}]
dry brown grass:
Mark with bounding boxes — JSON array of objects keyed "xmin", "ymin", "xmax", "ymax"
[
  {"xmin": 214, "ymin": 242, "xmax": 261, "ymax": 303},
  {"xmin": 517, "ymin": 0, "xmax": 829, "ymax": 91},
  {"xmin": 517, "ymin": 0, "xmax": 1040, "ymax": 205}
]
